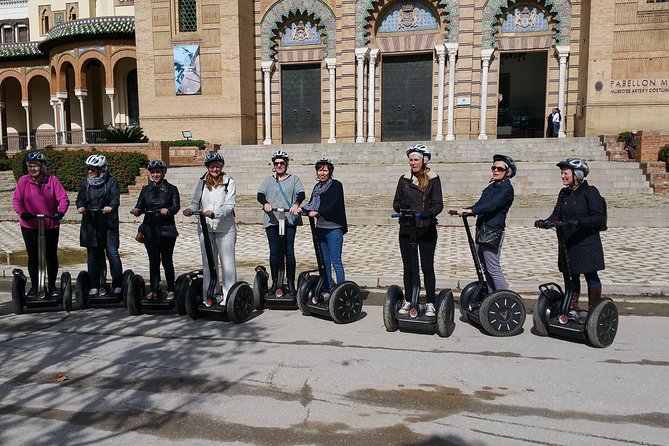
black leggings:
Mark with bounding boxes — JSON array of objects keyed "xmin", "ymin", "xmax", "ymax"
[
  {"xmin": 21, "ymin": 226, "xmax": 60, "ymax": 290},
  {"xmin": 144, "ymin": 236, "xmax": 177, "ymax": 292},
  {"xmin": 399, "ymin": 225, "xmax": 438, "ymax": 304}
]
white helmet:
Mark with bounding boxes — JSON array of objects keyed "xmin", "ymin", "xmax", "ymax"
[
  {"xmin": 85, "ymin": 154, "xmax": 107, "ymax": 168},
  {"xmin": 406, "ymin": 144, "xmax": 431, "ymax": 162}
]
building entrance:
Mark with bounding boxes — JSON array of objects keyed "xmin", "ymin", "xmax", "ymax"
[
  {"xmin": 381, "ymin": 54, "xmax": 432, "ymax": 141},
  {"xmin": 496, "ymin": 51, "xmax": 547, "ymax": 138},
  {"xmin": 281, "ymin": 64, "xmax": 321, "ymax": 144}
]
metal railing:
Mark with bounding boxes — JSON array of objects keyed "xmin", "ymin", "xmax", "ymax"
[{"xmin": 1, "ymin": 129, "xmax": 105, "ymax": 152}]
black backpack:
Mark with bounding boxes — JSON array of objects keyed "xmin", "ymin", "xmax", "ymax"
[{"xmin": 585, "ymin": 187, "xmax": 607, "ymax": 231}]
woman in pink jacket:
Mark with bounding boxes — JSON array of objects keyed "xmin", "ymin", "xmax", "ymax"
[{"xmin": 12, "ymin": 152, "xmax": 70, "ymax": 298}]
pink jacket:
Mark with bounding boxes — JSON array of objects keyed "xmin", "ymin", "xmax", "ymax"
[{"xmin": 13, "ymin": 174, "xmax": 70, "ymax": 230}]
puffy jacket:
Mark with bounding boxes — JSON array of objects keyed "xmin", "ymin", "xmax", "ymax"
[
  {"xmin": 13, "ymin": 174, "xmax": 70, "ymax": 230},
  {"xmin": 546, "ymin": 181, "xmax": 605, "ymax": 274},
  {"xmin": 469, "ymin": 179, "xmax": 514, "ymax": 230},
  {"xmin": 135, "ymin": 180, "xmax": 181, "ymax": 239},
  {"xmin": 75, "ymin": 175, "xmax": 121, "ymax": 248},
  {"xmin": 393, "ymin": 171, "xmax": 443, "ymax": 229}
]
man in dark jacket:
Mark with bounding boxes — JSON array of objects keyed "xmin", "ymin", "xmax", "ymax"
[{"xmin": 76, "ymin": 154, "xmax": 123, "ymax": 296}]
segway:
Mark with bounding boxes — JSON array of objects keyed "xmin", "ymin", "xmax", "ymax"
[
  {"xmin": 448, "ymin": 210, "xmax": 526, "ymax": 336},
  {"xmin": 179, "ymin": 211, "xmax": 254, "ymax": 323},
  {"xmin": 383, "ymin": 210, "xmax": 455, "ymax": 337},
  {"xmin": 124, "ymin": 210, "xmax": 187, "ymax": 316},
  {"xmin": 74, "ymin": 209, "xmax": 125, "ymax": 309},
  {"xmin": 533, "ymin": 221, "xmax": 618, "ymax": 348},
  {"xmin": 295, "ymin": 213, "xmax": 363, "ymax": 324},
  {"xmin": 253, "ymin": 207, "xmax": 298, "ymax": 310},
  {"xmin": 12, "ymin": 214, "xmax": 73, "ymax": 314}
]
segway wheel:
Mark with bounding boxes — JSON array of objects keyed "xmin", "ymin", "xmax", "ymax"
[
  {"xmin": 11, "ymin": 273, "xmax": 25, "ymax": 315},
  {"xmin": 174, "ymin": 274, "xmax": 189, "ymax": 315},
  {"xmin": 436, "ymin": 289, "xmax": 456, "ymax": 338},
  {"xmin": 296, "ymin": 274, "xmax": 318, "ymax": 316},
  {"xmin": 60, "ymin": 272, "xmax": 73, "ymax": 312},
  {"xmin": 383, "ymin": 285, "xmax": 403, "ymax": 332},
  {"xmin": 127, "ymin": 274, "xmax": 144, "ymax": 316},
  {"xmin": 587, "ymin": 299, "xmax": 618, "ymax": 348},
  {"xmin": 459, "ymin": 281, "xmax": 486, "ymax": 318},
  {"xmin": 479, "ymin": 291, "xmax": 526, "ymax": 337},
  {"xmin": 329, "ymin": 281, "xmax": 363, "ymax": 324},
  {"xmin": 532, "ymin": 289, "xmax": 561, "ymax": 337},
  {"xmin": 186, "ymin": 277, "xmax": 203, "ymax": 320},
  {"xmin": 253, "ymin": 268, "xmax": 268, "ymax": 311},
  {"xmin": 120, "ymin": 269, "xmax": 134, "ymax": 304},
  {"xmin": 227, "ymin": 282, "xmax": 255, "ymax": 323},
  {"xmin": 75, "ymin": 271, "xmax": 91, "ymax": 310}
]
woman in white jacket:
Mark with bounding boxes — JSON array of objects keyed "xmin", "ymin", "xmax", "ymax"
[{"xmin": 183, "ymin": 152, "xmax": 237, "ymax": 304}]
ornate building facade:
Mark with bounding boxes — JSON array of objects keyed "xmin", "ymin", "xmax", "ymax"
[{"xmin": 2, "ymin": 0, "xmax": 669, "ymax": 149}]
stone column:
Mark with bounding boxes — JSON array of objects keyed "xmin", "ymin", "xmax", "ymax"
[
  {"xmin": 478, "ymin": 48, "xmax": 495, "ymax": 140},
  {"xmin": 261, "ymin": 61, "xmax": 275, "ymax": 145},
  {"xmin": 50, "ymin": 96, "xmax": 59, "ymax": 144},
  {"xmin": 445, "ymin": 43, "xmax": 459, "ymax": 141},
  {"xmin": 555, "ymin": 45, "xmax": 570, "ymax": 138},
  {"xmin": 0, "ymin": 102, "xmax": 4, "ymax": 147},
  {"xmin": 355, "ymin": 47, "xmax": 369, "ymax": 143},
  {"xmin": 75, "ymin": 89, "xmax": 88, "ymax": 144},
  {"xmin": 21, "ymin": 100, "xmax": 31, "ymax": 150},
  {"xmin": 325, "ymin": 58, "xmax": 337, "ymax": 143},
  {"xmin": 57, "ymin": 92, "xmax": 67, "ymax": 144},
  {"xmin": 106, "ymin": 87, "xmax": 116, "ymax": 127},
  {"xmin": 434, "ymin": 44, "xmax": 446, "ymax": 141},
  {"xmin": 367, "ymin": 49, "xmax": 379, "ymax": 142}
]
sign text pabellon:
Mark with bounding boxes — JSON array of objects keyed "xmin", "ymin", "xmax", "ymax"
[{"xmin": 610, "ymin": 79, "xmax": 669, "ymax": 94}]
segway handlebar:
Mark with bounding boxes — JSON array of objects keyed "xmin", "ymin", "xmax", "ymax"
[
  {"xmin": 391, "ymin": 210, "xmax": 422, "ymax": 219},
  {"xmin": 535, "ymin": 220, "xmax": 573, "ymax": 229},
  {"xmin": 34, "ymin": 214, "xmax": 60, "ymax": 219},
  {"xmin": 447, "ymin": 209, "xmax": 474, "ymax": 218}
]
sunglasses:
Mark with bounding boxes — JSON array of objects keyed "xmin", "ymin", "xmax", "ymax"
[
  {"xmin": 274, "ymin": 161, "xmax": 286, "ymax": 166},
  {"xmin": 491, "ymin": 166, "xmax": 507, "ymax": 172}
]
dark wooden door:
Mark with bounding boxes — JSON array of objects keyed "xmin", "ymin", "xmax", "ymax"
[
  {"xmin": 281, "ymin": 64, "xmax": 321, "ymax": 144},
  {"xmin": 381, "ymin": 54, "xmax": 433, "ymax": 141}
]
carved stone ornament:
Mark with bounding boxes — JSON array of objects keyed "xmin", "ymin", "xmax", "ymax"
[
  {"xmin": 291, "ymin": 21, "xmax": 312, "ymax": 41},
  {"xmin": 398, "ymin": 3, "xmax": 418, "ymax": 29},
  {"xmin": 513, "ymin": 7, "xmax": 537, "ymax": 29}
]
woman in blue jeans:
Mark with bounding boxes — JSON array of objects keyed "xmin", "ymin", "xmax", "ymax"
[{"xmin": 301, "ymin": 158, "xmax": 348, "ymax": 303}]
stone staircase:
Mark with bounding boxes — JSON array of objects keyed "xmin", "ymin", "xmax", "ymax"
[{"xmin": 2, "ymin": 137, "xmax": 667, "ymax": 227}]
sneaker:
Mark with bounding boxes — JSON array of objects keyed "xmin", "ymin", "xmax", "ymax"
[
  {"xmin": 398, "ymin": 301, "xmax": 411, "ymax": 314},
  {"xmin": 166, "ymin": 291, "xmax": 175, "ymax": 301},
  {"xmin": 425, "ymin": 303, "xmax": 436, "ymax": 317},
  {"xmin": 114, "ymin": 287, "xmax": 122, "ymax": 296},
  {"xmin": 88, "ymin": 288, "xmax": 99, "ymax": 297},
  {"xmin": 26, "ymin": 287, "xmax": 37, "ymax": 299},
  {"xmin": 321, "ymin": 292, "xmax": 330, "ymax": 302},
  {"xmin": 49, "ymin": 287, "xmax": 60, "ymax": 299}
]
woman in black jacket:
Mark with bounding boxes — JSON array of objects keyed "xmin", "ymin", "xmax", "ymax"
[
  {"xmin": 131, "ymin": 160, "xmax": 181, "ymax": 299},
  {"xmin": 450, "ymin": 154, "xmax": 516, "ymax": 292},
  {"xmin": 301, "ymin": 158, "xmax": 348, "ymax": 303},
  {"xmin": 392, "ymin": 144, "xmax": 443, "ymax": 317},
  {"xmin": 535, "ymin": 157, "xmax": 606, "ymax": 315},
  {"xmin": 76, "ymin": 154, "xmax": 123, "ymax": 296}
]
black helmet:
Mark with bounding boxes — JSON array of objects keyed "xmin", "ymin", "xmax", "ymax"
[
  {"xmin": 147, "ymin": 159, "xmax": 167, "ymax": 171},
  {"xmin": 493, "ymin": 154, "xmax": 517, "ymax": 178},
  {"xmin": 204, "ymin": 152, "xmax": 224, "ymax": 166},
  {"xmin": 556, "ymin": 157, "xmax": 589, "ymax": 177},
  {"xmin": 406, "ymin": 144, "xmax": 431, "ymax": 162},
  {"xmin": 315, "ymin": 157, "xmax": 334, "ymax": 173},
  {"xmin": 26, "ymin": 151, "xmax": 47, "ymax": 166}
]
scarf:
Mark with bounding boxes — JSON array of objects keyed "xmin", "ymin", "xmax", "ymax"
[
  {"xmin": 303, "ymin": 178, "xmax": 333, "ymax": 212},
  {"xmin": 87, "ymin": 171, "xmax": 108, "ymax": 187}
]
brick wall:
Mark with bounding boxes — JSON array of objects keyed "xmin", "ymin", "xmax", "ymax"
[{"xmin": 637, "ymin": 131, "xmax": 669, "ymax": 162}]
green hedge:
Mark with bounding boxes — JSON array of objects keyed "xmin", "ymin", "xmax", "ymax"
[
  {"xmin": 0, "ymin": 152, "xmax": 12, "ymax": 171},
  {"xmin": 166, "ymin": 139, "xmax": 208, "ymax": 150},
  {"xmin": 617, "ymin": 131, "xmax": 632, "ymax": 142},
  {"xmin": 13, "ymin": 149, "xmax": 148, "ymax": 193}
]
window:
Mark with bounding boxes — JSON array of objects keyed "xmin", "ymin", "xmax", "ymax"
[
  {"xmin": 17, "ymin": 25, "xmax": 29, "ymax": 43},
  {"xmin": 178, "ymin": 0, "xmax": 197, "ymax": 32},
  {"xmin": 40, "ymin": 6, "xmax": 52, "ymax": 35},
  {"xmin": 67, "ymin": 4, "xmax": 78, "ymax": 21},
  {"xmin": 2, "ymin": 27, "xmax": 12, "ymax": 44}
]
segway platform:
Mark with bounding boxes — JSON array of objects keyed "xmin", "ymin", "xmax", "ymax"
[
  {"xmin": 253, "ymin": 266, "xmax": 297, "ymax": 310},
  {"xmin": 296, "ymin": 271, "xmax": 363, "ymax": 324},
  {"xmin": 12, "ymin": 269, "xmax": 73, "ymax": 314},
  {"xmin": 181, "ymin": 270, "xmax": 255, "ymax": 323},
  {"xmin": 384, "ymin": 285, "xmax": 455, "ymax": 337},
  {"xmin": 123, "ymin": 269, "xmax": 187, "ymax": 316},
  {"xmin": 74, "ymin": 270, "xmax": 125, "ymax": 309}
]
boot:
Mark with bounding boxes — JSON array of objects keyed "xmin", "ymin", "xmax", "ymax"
[
  {"xmin": 287, "ymin": 263, "xmax": 297, "ymax": 295},
  {"xmin": 570, "ymin": 293, "xmax": 581, "ymax": 311},
  {"xmin": 587, "ymin": 284, "xmax": 602, "ymax": 309}
]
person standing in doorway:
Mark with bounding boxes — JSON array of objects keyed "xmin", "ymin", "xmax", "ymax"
[{"xmin": 551, "ymin": 107, "xmax": 562, "ymax": 137}]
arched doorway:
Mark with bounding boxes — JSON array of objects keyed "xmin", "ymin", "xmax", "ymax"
[
  {"xmin": 127, "ymin": 69, "xmax": 139, "ymax": 126},
  {"xmin": 281, "ymin": 63, "xmax": 321, "ymax": 144}
]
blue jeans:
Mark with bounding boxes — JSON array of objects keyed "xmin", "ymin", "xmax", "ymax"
[
  {"xmin": 316, "ymin": 227, "xmax": 345, "ymax": 291},
  {"xmin": 87, "ymin": 244, "xmax": 123, "ymax": 289}
]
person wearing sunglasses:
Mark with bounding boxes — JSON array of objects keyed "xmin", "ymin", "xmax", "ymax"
[
  {"xmin": 449, "ymin": 154, "xmax": 516, "ymax": 292},
  {"xmin": 257, "ymin": 150, "xmax": 305, "ymax": 294}
]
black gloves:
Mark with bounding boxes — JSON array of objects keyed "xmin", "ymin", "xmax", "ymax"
[
  {"xmin": 420, "ymin": 210, "xmax": 433, "ymax": 219},
  {"xmin": 565, "ymin": 219, "xmax": 581, "ymax": 228},
  {"xmin": 52, "ymin": 212, "xmax": 65, "ymax": 221},
  {"xmin": 534, "ymin": 219, "xmax": 550, "ymax": 229},
  {"xmin": 20, "ymin": 212, "xmax": 35, "ymax": 221}
]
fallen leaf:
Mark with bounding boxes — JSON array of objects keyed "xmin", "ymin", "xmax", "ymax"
[{"xmin": 55, "ymin": 372, "xmax": 69, "ymax": 383}]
